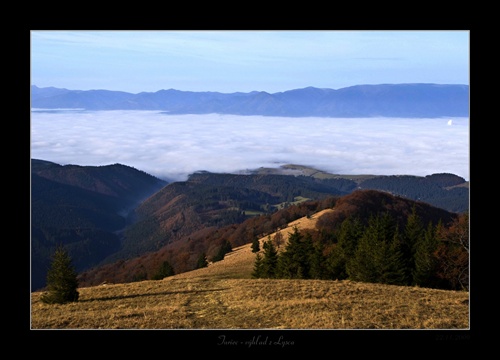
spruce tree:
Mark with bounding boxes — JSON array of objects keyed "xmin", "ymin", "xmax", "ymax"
[
  {"xmin": 347, "ymin": 223, "xmax": 379, "ymax": 283},
  {"xmin": 325, "ymin": 244, "xmax": 348, "ymax": 280},
  {"xmin": 261, "ymin": 237, "xmax": 279, "ymax": 278},
  {"xmin": 252, "ymin": 253, "xmax": 264, "ymax": 278},
  {"xmin": 251, "ymin": 237, "xmax": 260, "ymax": 253},
  {"xmin": 299, "ymin": 232, "xmax": 315, "ymax": 279},
  {"xmin": 402, "ymin": 206, "xmax": 424, "ymax": 281},
  {"xmin": 277, "ymin": 227, "xmax": 311, "ymax": 279},
  {"xmin": 413, "ymin": 222, "xmax": 439, "ymax": 287},
  {"xmin": 348, "ymin": 212, "xmax": 406, "ymax": 285},
  {"xmin": 309, "ymin": 240, "xmax": 326, "ymax": 279},
  {"xmin": 377, "ymin": 226, "xmax": 408, "ymax": 285},
  {"xmin": 326, "ymin": 217, "xmax": 363, "ymax": 280},
  {"xmin": 196, "ymin": 253, "xmax": 209, "ymax": 269},
  {"xmin": 41, "ymin": 246, "xmax": 79, "ymax": 304},
  {"xmin": 152, "ymin": 260, "xmax": 175, "ymax": 280},
  {"xmin": 212, "ymin": 239, "xmax": 232, "ymax": 262}
]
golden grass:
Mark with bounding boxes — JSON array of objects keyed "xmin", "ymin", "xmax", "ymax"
[
  {"xmin": 30, "ymin": 209, "xmax": 469, "ymax": 330},
  {"xmin": 31, "ymin": 277, "xmax": 469, "ymax": 329},
  {"xmin": 170, "ymin": 208, "xmax": 334, "ymax": 280}
]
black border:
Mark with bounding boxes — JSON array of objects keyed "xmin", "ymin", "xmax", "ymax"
[{"xmin": 24, "ymin": 17, "xmax": 475, "ymax": 352}]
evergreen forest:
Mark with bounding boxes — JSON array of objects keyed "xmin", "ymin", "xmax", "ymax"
[{"xmin": 252, "ymin": 209, "xmax": 469, "ymax": 291}]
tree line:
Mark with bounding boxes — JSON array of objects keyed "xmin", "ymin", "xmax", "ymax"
[{"xmin": 252, "ymin": 208, "xmax": 469, "ymax": 291}]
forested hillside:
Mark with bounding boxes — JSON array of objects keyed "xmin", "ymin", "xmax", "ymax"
[
  {"xmin": 104, "ymin": 172, "xmax": 356, "ymax": 263},
  {"xmin": 253, "ymin": 190, "xmax": 468, "ymax": 291},
  {"xmin": 31, "ymin": 159, "xmax": 167, "ymax": 291},
  {"xmin": 32, "ymin": 160, "xmax": 468, "ymax": 291},
  {"xmin": 358, "ymin": 173, "xmax": 469, "ymax": 213},
  {"xmin": 78, "ymin": 197, "xmax": 337, "ymax": 286},
  {"xmin": 97, "ymin": 170, "xmax": 467, "ymax": 266},
  {"xmin": 78, "ymin": 190, "xmax": 467, "ymax": 291}
]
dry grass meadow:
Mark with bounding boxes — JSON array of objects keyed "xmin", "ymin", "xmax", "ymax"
[{"xmin": 30, "ymin": 209, "xmax": 469, "ymax": 330}]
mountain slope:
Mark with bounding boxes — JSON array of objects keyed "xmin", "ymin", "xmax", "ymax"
[
  {"xmin": 31, "ymin": 83, "xmax": 469, "ymax": 117},
  {"xmin": 32, "ymin": 160, "xmax": 468, "ymax": 290},
  {"xmin": 102, "ymin": 172, "xmax": 357, "ymax": 264},
  {"xmin": 252, "ymin": 165, "xmax": 469, "ymax": 213},
  {"xmin": 32, "ymin": 159, "xmax": 167, "ymax": 205},
  {"xmin": 77, "ymin": 189, "xmax": 459, "ymax": 287},
  {"xmin": 168, "ymin": 208, "xmax": 335, "ymax": 281},
  {"xmin": 31, "ymin": 159, "xmax": 167, "ymax": 291}
]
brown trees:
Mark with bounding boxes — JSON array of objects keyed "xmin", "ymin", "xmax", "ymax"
[{"xmin": 435, "ymin": 212, "xmax": 469, "ymax": 290}]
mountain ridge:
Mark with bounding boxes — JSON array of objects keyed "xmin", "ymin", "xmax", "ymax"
[
  {"xmin": 31, "ymin": 83, "xmax": 469, "ymax": 117},
  {"xmin": 31, "ymin": 159, "xmax": 469, "ymax": 291}
]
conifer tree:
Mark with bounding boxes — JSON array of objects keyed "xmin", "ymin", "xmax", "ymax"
[
  {"xmin": 299, "ymin": 232, "xmax": 315, "ymax": 279},
  {"xmin": 348, "ymin": 212, "xmax": 406, "ymax": 285},
  {"xmin": 152, "ymin": 260, "xmax": 175, "ymax": 280},
  {"xmin": 41, "ymin": 246, "xmax": 79, "ymax": 304},
  {"xmin": 325, "ymin": 244, "xmax": 347, "ymax": 280},
  {"xmin": 347, "ymin": 222, "xmax": 379, "ymax": 283},
  {"xmin": 377, "ymin": 226, "xmax": 408, "ymax": 285},
  {"xmin": 252, "ymin": 253, "xmax": 264, "ymax": 278},
  {"xmin": 277, "ymin": 227, "xmax": 312, "ymax": 279},
  {"xmin": 326, "ymin": 217, "xmax": 363, "ymax": 280},
  {"xmin": 309, "ymin": 240, "xmax": 326, "ymax": 279},
  {"xmin": 212, "ymin": 239, "xmax": 232, "ymax": 262},
  {"xmin": 402, "ymin": 205, "xmax": 424, "ymax": 281},
  {"xmin": 251, "ymin": 237, "xmax": 260, "ymax": 253},
  {"xmin": 261, "ymin": 237, "xmax": 279, "ymax": 278},
  {"xmin": 413, "ymin": 222, "xmax": 439, "ymax": 287},
  {"xmin": 196, "ymin": 253, "xmax": 209, "ymax": 269}
]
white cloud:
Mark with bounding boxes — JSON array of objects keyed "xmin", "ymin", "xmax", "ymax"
[{"xmin": 30, "ymin": 111, "xmax": 470, "ymax": 182}]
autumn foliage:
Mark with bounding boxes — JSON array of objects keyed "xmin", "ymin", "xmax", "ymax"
[
  {"xmin": 252, "ymin": 192, "xmax": 469, "ymax": 291},
  {"xmin": 78, "ymin": 190, "xmax": 468, "ymax": 291}
]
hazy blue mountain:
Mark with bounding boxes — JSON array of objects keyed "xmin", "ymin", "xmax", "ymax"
[{"xmin": 31, "ymin": 83, "xmax": 469, "ymax": 117}]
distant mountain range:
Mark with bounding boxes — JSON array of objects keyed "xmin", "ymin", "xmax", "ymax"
[{"xmin": 31, "ymin": 83, "xmax": 469, "ymax": 117}]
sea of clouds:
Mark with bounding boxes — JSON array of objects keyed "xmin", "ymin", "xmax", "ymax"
[{"xmin": 30, "ymin": 110, "xmax": 469, "ymax": 182}]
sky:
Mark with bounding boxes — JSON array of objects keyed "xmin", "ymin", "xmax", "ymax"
[
  {"xmin": 31, "ymin": 111, "xmax": 469, "ymax": 182},
  {"xmin": 30, "ymin": 30, "xmax": 470, "ymax": 94},
  {"xmin": 30, "ymin": 30, "xmax": 470, "ymax": 182}
]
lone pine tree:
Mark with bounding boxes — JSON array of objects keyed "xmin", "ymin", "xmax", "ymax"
[{"xmin": 41, "ymin": 246, "xmax": 79, "ymax": 304}]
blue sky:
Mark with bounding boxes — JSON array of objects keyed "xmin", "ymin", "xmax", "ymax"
[{"xmin": 30, "ymin": 30, "xmax": 469, "ymax": 94}]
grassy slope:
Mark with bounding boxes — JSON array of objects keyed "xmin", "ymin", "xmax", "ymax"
[
  {"xmin": 171, "ymin": 208, "xmax": 334, "ymax": 280},
  {"xmin": 30, "ymin": 209, "xmax": 469, "ymax": 330}
]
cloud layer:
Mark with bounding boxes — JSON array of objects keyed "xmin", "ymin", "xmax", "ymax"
[{"xmin": 30, "ymin": 110, "xmax": 469, "ymax": 182}]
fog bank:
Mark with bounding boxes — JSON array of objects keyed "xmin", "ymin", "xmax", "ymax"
[{"xmin": 31, "ymin": 110, "xmax": 469, "ymax": 182}]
